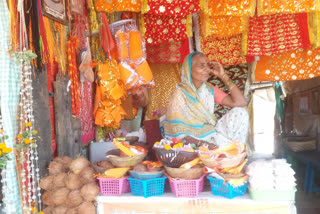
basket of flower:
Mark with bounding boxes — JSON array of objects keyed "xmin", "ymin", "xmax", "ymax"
[
  {"xmin": 153, "ymin": 138, "xmax": 198, "ymax": 168},
  {"xmin": 106, "ymin": 139, "xmax": 148, "ymax": 167}
]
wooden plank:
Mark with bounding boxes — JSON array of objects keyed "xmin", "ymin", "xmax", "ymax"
[
  {"xmin": 53, "ymin": 74, "xmax": 82, "ymax": 158},
  {"xmin": 32, "ymin": 68, "xmax": 53, "ymax": 177}
]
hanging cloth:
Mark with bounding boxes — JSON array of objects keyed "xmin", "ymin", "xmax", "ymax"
[
  {"xmin": 146, "ymin": 38, "xmax": 190, "ymax": 64},
  {"xmin": 94, "ymin": 0, "xmax": 142, "ymax": 13},
  {"xmin": 100, "ymin": 12, "xmax": 116, "ymax": 55},
  {"xmin": 255, "ymin": 47, "xmax": 320, "ymax": 81},
  {"xmin": 142, "ymin": 14, "xmax": 189, "ymax": 45},
  {"xmin": 199, "ymin": 12, "xmax": 248, "ymax": 38},
  {"xmin": 206, "ymin": 0, "xmax": 256, "ymax": 16},
  {"xmin": 245, "ymin": 13, "xmax": 310, "ymax": 56},
  {"xmin": 199, "ymin": 33, "xmax": 255, "ymax": 66},
  {"xmin": 257, "ymin": 0, "xmax": 317, "ymax": 16},
  {"xmin": 67, "ymin": 36, "xmax": 81, "ymax": 117},
  {"xmin": 142, "ymin": 0, "xmax": 200, "ymax": 16}
]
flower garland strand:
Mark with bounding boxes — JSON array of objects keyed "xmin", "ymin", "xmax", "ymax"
[
  {"xmin": 0, "ymin": 115, "xmax": 14, "ymax": 212},
  {"xmin": 15, "ymin": 1, "xmax": 43, "ymax": 213}
]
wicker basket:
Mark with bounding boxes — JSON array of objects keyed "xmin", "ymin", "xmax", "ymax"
[
  {"xmin": 200, "ymin": 152, "xmax": 246, "ymax": 169},
  {"xmin": 130, "ymin": 170, "xmax": 165, "ymax": 180},
  {"xmin": 92, "ymin": 162, "xmax": 107, "ymax": 174},
  {"xmin": 155, "ymin": 148, "xmax": 198, "ymax": 168},
  {"xmin": 285, "ymin": 137, "xmax": 316, "ymax": 152},
  {"xmin": 164, "ymin": 166, "xmax": 204, "ymax": 180},
  {"xmin": 106, "ymin": 149, "xmax": 147, "ymax": 167}
]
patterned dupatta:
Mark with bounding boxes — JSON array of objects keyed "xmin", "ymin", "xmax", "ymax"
[{"xmin": 164, "ymin": 52, "xmax": 217, "ymax": 139}]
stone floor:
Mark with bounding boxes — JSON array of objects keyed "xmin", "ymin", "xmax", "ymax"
[{"xmin": 294, "ymin": 164, "xmax": 320, "ymax": 214}]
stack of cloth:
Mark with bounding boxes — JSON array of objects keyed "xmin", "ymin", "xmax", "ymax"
[{"xmin": 246, "ymin": 159, "xmax": 296, "ymax": 191}]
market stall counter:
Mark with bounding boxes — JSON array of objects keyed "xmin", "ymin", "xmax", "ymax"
[{"xmin": 96, "ymin": 191, "xmax": 297, "ymax": 214}]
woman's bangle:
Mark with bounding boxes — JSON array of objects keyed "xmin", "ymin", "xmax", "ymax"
[
  {"xmin": 225, "ymin": 79, "xmax": 233, "ymax": 88},
  {"xmin": 221, "ymin": 73, "xmax": 227, "ymax": 80},
  {"xmin": 228, "ymin": 84, "xmax": 236, "ymax": 91}
]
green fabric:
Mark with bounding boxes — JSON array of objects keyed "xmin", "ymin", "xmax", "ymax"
[{"xmin": 275, "ymin": 82, "xmax": 285, "ymax": 120}]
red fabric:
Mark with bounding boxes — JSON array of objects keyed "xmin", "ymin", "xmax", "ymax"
[
  {"xmin": 247, "ymin": 13, "xmax": 311, "ymax": 56},
  {"xmin": 146, "ymin": 0, "xmax": 200, "ymax": 16},
  {"xmin": 144, "ymin": 14, "xmax": 188, "ymax": 45},
  {"xmin": 100, "ymin": 12, "xmax": 116, "ymax": 55},
  {"xmin": 212, "ymin": 86, "xmax": 228, "ymax": 105},
  {"xmin": 71, "ymin": 16, "xmax": 89, "ymax": 52},
  {"xmin": 47, "ymin": 62, "xmax": 58, "ymax": 156},
  {"xmin": 146, "ymin": 38, "xmax": 190, "ymax": 64}
]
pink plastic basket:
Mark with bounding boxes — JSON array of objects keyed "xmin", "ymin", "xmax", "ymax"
[
  {"xmin": 168, "ymin": 175, "xmax": 205, "ymax": 197},
  {"xmin": 97, "ymin": 177, "xmax": 130, "ymax": 196}
]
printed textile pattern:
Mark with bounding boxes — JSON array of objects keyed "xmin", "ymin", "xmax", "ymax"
[
  {"xmin": 67, "ymin": 36, "xmax": 81, "ymax": 117},
  {"xmin": 200, "ymin": 33, "xmax": 255, "ymax": 66},
  {"xmin": 208, "ymin": 64, "xmax": 248, "ymax": 119},
  {"xmin": 80, "ymin": 80, "xmax": 94, "ymax": 144},
  {"xmin": 94, "ymin": 0, "xmax": 142, "ymax": 13},
  {"xmin": 143, "ymin": 14, "xmax": 188, "ymax": 44},
  {"xmin": 255, "ymin": 47, "xmax": 320, "ymax": 81},
  {"xmin": 145, "ymin": 63, "xmax": 181, "ymax": 120},
  {"xmin": 207, "ymin": 0, "xmax": 256, "ymax": 16},
  {"xmin": 143, "ymin": 0, "xmax": 200, "ymax": 16},
  {"xmin": 199, "ymin": 12, "xmax": 248, "ymax": 37},
  {"xmin": 246, "ymin": 13, "xmax": 311, "ymax": 56},
  {"xmin": 257, "ymin": 0, "xmax": 317, "ymax": 16},
  {"xmin": 146, "ymin": 38, "xmax": 190, "ymax": 64}
]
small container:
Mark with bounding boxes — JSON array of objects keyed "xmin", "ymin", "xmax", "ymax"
[
  {"xmin": 208, "ymin": 177, "xmax": 247, "ymax": 199},
  {"xmin": 248, "ymin": 188, "xmax": 296, "ymax": 201},
  {"xmin": 168, "ymin": 175, "xmax": 205, "ymax": 197},
  {"xmin": 97, "ymin": 177, "xmax": 130, "ymax": 196},
  {"xmin": 128, "ymin": 176, "xmax": 166, "ymax": 198}
]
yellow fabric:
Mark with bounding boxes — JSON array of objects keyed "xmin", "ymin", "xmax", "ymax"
[
  {"xmin": 199, "ymin": 12, "xmax": 248, "ymax": 38},
  {"xmin": 208, "ymin": 0, "xmax": 256, "ymax": 16},
  {"xmin": 257, "ymin": 0, "xmax": 318, "ymax": 16},
  {"xmin": 145, "ymin": 64, "xmax": 181, "ymax": 120},
  {"xmin": 308, "ymin": 12, "xmax": 320, "ymax": 48}
]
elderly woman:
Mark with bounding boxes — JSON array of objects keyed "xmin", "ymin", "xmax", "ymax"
[{"xmin": 164, "ymin": 52, "xmax": 249, "ymax": 147}]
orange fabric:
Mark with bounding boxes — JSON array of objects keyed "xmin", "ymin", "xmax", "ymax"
[
  {"xmin": 135, "ymin": 60, "xmax": 153, "ymax": 84},
  {"xmin": 117, "ymin": 32, "xmax": 129, "ymax": 61},
  {"xmin": 94, "ymin": 0, "xmax": 142, "ymax": 13},
  {"xmin": 100, "ymin": 12, "xmax": 116, "ymax": 55},
  {"xmin": 94, "ymin": 59, "xmax": 127, "ymax": 128},
  {"xmin": 67, "ymin": 36, "xmax": 81, "ymax": 117},
  {"xmin": 257, "ymin": 0, "xmax": 317, "ymax": 16},
  {"xmin": 199, "ymin": 12, "xmax": 248, "ymax": 37},
  {"xmin": 129, "ymin": 31, "xmax": 143, "ymax": 60},
  {"xmin": 119, "ymin": 62, "xmax": 139, "ymax": 90},
  {"xmin": 207, "ymin": 0, "xmax": 256, "ymax": 16},
  {"xmin": 255, "ymin": 47, "xmax": 320, "ymax": 81}
]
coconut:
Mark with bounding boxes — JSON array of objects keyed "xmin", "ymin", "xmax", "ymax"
[
  {"xmin": 79, "ymin": 166, "xmax": 96, "ymax": 184},
  {"xmin": 133, "ymin": 163, "xmax": 147, "ymax": 172},
  {"xmin": 98, "ymin": 160, "xmax": 114, "ymax": 169},
  {"xmin": 69, "ymin": 157, "xmax": 90, "ymax": 174},
  {"xmin": 54, "ymin": 156, "xmax": 73, "ymax": 170},
  {"xmin": 64, "ymin": 173, "xmax": 82, "ymax": 190},
  {"xmin": 80, "ymin": 182, "xmax": 100, "ymax": 202},
  {"xmin": 42, "ymin": 191, "xmax": 53, "ymax": 206},
  {"xmin": 52, "ymin": 205, "xmax": 68, "ymax": 214},
  {"xmin": 43, "ymin": 206, "xmax": 53, "ymax": 214},
  {"xmin": 67, "ymin": 190, "xmax": 83, "ymax": 208},
  {"xmin": 40, "ymin": 175, "xmax": 54, "ymax": 191},
  {"xmin": 48, "ymin": 161, "xmax": 65, "ymax": 175},
  {"xmin": 53, "ymin": 173, "xmax": 67, "ymax": 188},
  {"xmin": 66, "ymin": 208, "xmax": 78, "ymax": 214},
  {"xmin": 52, "ymin": 187, "xmax": 70, "ymax": 206},
  {"xmin": 77, "ymin": 202, "xmax": 96, "ymax": 214}
]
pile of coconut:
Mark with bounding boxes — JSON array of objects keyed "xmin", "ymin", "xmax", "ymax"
[{"xmin": 40, "ymin": 156, "xmax": 99, "ymax": 214}]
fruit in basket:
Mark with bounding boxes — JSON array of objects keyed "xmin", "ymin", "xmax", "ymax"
[
  {"xmin": 102, "ymin": 167, "xmax": 130, "ymax": 178},
  {"xmin": 191, "ymin": 164, "xmax": 202, "ymax": 169},
  {"xmin": 133, "ymin": 163, "xmax": 147, "ymax": 172},
  {"xmin": 98, "ymin": 160, "xmax": 114, "ymax": 169}
]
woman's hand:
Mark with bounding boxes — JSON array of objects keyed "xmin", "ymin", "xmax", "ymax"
[{"xmin": 208, "ymin": 61, "xmax": 225, "ymax": 79}]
